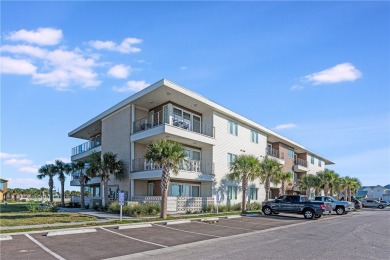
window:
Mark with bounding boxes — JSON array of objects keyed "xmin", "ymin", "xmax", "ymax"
[
  {"xmin": 318, "ymin": 160, "xmax": 322, "ymax": 167},
  {"xmin": 249, "ymin": 188, "xmax": 258, "ymax": 200},
  {"xmin": 172, "ymin": 106, "xmax": 202, "ymax": 131},
  {"xmin": 227, "ymin": 153, "xmax": 237, "ymax": 166},
  {"xmin": 169, "ymin": 183, "xmax": 200, "ymax": 197},
  {"xmin": 228, "ymin": 121, "xmax": 238, "ymax": 136},
  {"xmin": 227, "ymin": 186, "xmax": 237, "ymax": 200},
  {"xmin": 147, "ymin": 183, "xmax": 154, "ymax": 196},
  {"xmin": 311, "ymin": 156, "xmax": 314, "ymax": 164},
  {"xmin": 288, "ymin": 148, "xmax": 294, "ymax": 158},
  {"xmin": 251, "ymin": 131, "xmax": 259, "ymax": 144}
]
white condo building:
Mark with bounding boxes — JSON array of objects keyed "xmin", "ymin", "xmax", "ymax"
[{"xmin": 69, "ymin": 79, "xmax": 334, "ymax": 211}]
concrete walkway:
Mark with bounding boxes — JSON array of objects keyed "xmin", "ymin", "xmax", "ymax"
[{"xmin": 58, "ymin": 207, "xmax": 138, "ymax": 220}]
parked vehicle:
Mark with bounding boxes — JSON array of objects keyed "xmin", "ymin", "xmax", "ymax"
[
  {"xmin": 262, "ymin": 195, "xmax": 332, "ymax": 219},
  {"xmin": 379, "ymin": 200, "xmax": 390, "ymax": 206},
  {"xmin": 313, "ymin": 196, "xmax": 355, "ymax": 215},
  {"xmin": 354, "ymin": 200, "xmax": 362, "ymax": 209},
  {"xmin": 361, "ymin": 199, "xmax": 387, "ymax": 209}
]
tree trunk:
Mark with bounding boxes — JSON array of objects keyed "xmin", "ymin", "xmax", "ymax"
[
  {"xmin": 241, "ymin": 176, "xmax": 248, "ymax": 214},
  {"xmin": 49, "ymin": 177, "xmax": 54, "ymax": 202},
  {"xmin": 265, "ymin": 176, "xmax": 271, "ymax": 201},
  {"xmin": 160, "ymin": 168, "xmax": 170, "ymax": 219},
  {"xmin": 42, "ymin": 190, "xmax": 45, "ymax": 203},
  {"xmin": 330, "ymin": 187, "xmax": 333, "ymax": 197},
  {"xmin": 80, "ymin": 180, "xmax": 85, "ymax": 208},
  {"xmin": 306, "ymin": 187, "xmax": 310, "ymax": 197},
  {"xmin": 61, "ymin": 181, "xmax": 65, "ymax": 207},
  {"xmin": 281, "ymin": 182, "xmax": 285, "ymax": 195},
  {"xmin": 324, "ymin": 183, "xmax": 329, "ymax": 196},
  {"xmin": 103, "ymin": 179, "xmax": 109, "ymax": 209}
]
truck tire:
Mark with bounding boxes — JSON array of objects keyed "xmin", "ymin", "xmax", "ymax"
[
  {"xmin": 314, "ymin": 214, "xmax": 322, "ymax": 219},
  {"xmin": 303, "ymin": 209, "xmax": 314, "ymax": 219},
  {"xmin": 336, "ymin": 206, "xmax": 345, "ymax": 215},
  {"xmin": 378, "ymin": 205, "xmax": 384, "ymax": 209},
  {"xmin": 262, "ymin": 206, "xmax": 272, "ymax": 215}
]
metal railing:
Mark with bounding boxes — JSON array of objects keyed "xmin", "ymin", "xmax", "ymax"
[
  {"xmin": 133, "ymin": 110, "xmax": 215, "ymax": 138},
  {"xmin": 266, "ymin": 147, "xmax": 284, "ymax": 159},
  {"xmin": 131, "ymin": 158, "xmax": 214, "ymax": 174},
  {"xmin": 71, "ymin": 140, "xmax": 101, "ymax": 156},
  {"xmin": 295, "ymin": 158, "xmax": 308, "ymax": 167}
]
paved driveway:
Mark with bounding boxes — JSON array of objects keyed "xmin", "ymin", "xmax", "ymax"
[{"xmin": 0, "ymin": 214, "xmax": 335, "ymax": 260}]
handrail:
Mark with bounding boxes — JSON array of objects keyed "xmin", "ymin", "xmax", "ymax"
[
  {"xmin": 71, "ymin": 140, "xmax": 101, "ymax": 156},
  {"xmin": 295, "ymin": 158, "xmax": 308, "ymax": 167},
  {"xmin": 132, "ymin": 158, "xmax": 214, "ymax": 174},
  {"xmin": 266, "ymin": 147, "xmax": 284, "ymax": 159},
  {"xmin": 133, "ymin": 110, "xmax": 215, "ymax": 138}
]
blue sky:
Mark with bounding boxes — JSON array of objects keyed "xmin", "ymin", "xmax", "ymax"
[{"xmin": 1, "ymin": 1, "xmax": 389, "ymax": 191}]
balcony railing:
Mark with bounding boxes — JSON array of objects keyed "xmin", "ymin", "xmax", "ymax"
[
  {"xmin": 72, "ymin": 140, "xmax": 101, "ymax": 156},
  {"xmin": 266, "ymin": 147, "xmax": 284, "ymax": 159},
  {"xmin": 294, "ymin": 158, "xmax": 308, "ymax": 168},
  {"xmin": 132, "ymin": 158, "xmax": 214, "ymax": 174},
  {"xmin": 133, "ymin": 110, "xmax": 215, "ymax": 138}
]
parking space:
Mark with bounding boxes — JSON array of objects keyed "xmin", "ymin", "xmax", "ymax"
[
  {"xmin": 30, "ymin": 229, "xmax": 161, "ymax": 260},
  {"xmin": 1, "ymin": 234, "xmax": 54, "ymax": 260},
  {"xmin": 1, "ymin": 214, "xmax": 319, "ymax": 260}
]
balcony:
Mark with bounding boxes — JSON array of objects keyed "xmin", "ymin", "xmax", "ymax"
[
  {"xmin": 133, "ymin": 110, "xmax": 215, "ymax": 139},
  {"xmin": 130, "ymin": 158, "xmax": 214, "ymax": 182},
  {"xmin": 70, "ymin": 173, "xmax": 100, "ymax": 186},
  {"xmin": 71, "ymin": 140, "xmax": 101, "ymax": 160},
  {"xmin": 293, "ymin": 158, "xmax": 308, "ymax": 172},
  {"xmin": 266, "ymin": 147, "xmax": 285, "ymax": 165}
]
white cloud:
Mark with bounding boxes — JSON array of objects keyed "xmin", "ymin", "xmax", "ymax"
[
  {"xmin": 113, "ymin": 80, "xmax": 149, "ymax": 92},
  {"xmin": 274, "ymin": 123, "xmax": 297, "ymax": 130},
  {"xmin": 6, "ymin": 27, "xmax": 63, "ymax": 46},
  {"xmin": 0, "ymin": 152, "xmax": 26, "ymax": 159},
  {"xmin": 4, "ymin": 158, "xmax": 33, "ymax": 167},
  {"xmin": 19, "ymin": 166, "xmax": 39, "ymax": 174},
  {"xmin": 1, "ymin": 45, "xmax": 47, "ymax": 58},
  {"xmin": 7, "ymin": 178, "xmax": 47, "ymax": 189},
  {"xmin": 180, "ymin": 66, "xmax": 188, "ymax": 70},
  {"xmin": 0, "ymin": 56, "xmax": 37, "ymax": 75},
  {"xmin": 31, "ymin": 49, "xmax": 101, "ymax": 90},
  {"xmin": 89, "ymin": 37, "xmax": 142, "ymax": 53},
  {"xmin": 107, "ymin": 64, "xmax": 131, "ymax": 79},
  {"xmin": 291, "ymin": 85, "xmax": 303, "ymax": 91},
  {"xmin": 304, "ymin": 63, "xmax": 362, "ymax": 85}
]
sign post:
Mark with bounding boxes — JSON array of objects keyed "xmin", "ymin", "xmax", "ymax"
[{"xmin": 118, "ymin": 192, "xmax": 125, "ymax": 221}]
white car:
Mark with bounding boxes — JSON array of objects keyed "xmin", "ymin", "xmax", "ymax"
[{"xmin": 361, "ymin": 199, "xmax": 387, "ymax": 209}]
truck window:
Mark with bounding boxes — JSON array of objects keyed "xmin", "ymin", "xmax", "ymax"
[{"xmin": 314, "ymin": 197, "xmax": 321, "ymax": 201}]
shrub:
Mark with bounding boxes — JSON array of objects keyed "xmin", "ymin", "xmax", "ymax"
[
  {"xmin": 218, "ymin": 204, "xmax": 228, "ymax": 212},
  {"xmin": 231, "ymin": 203, "xmax": 241, "ymax": 211},
  {"xmin": 246, "ymin": 202, "xmax": 261, "ymax": 211},
  {"xmin": 108, "ymin": 201, "xmax": 120, "ymax": 213},
  {"xmin": 27, "ymin": 201, "xmax": 58, "ymax": 213},
  {"xmin": 120, "ymin": 202, "xmax": 160, "ymax": 217}
]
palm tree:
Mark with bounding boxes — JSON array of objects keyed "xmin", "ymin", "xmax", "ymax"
[
  {"xmin": 37, "ymin": 164, "xmax": 57, "ymax": 202},
  {"xmin": 145, "ymin": 140, "xmax": 187, "ymax": 219},
  {"xmin": 227, "ymin": 154, "xmax": 261, "ymax": 213},
  {"xmin": 71, "ymin": 160, "xmax": 89, "ymax": 208},
  {"xmin": 317, "ymin": 170, "xmax": 330, "ymax": 196},
  {"xmin": 259, "ymin": 156, "xmax": 283, "ymax": 201},
  {"xmin": 278, "ymin": 171, "xmax": 293, "ymax": 195},
  {"xmin": 87, "ymin": 152, "xmax": 125, "ymax": 208},
  {"xmin": 350, "ymin": 177, "xmax": 362, "ymax": 200},
  {"xmin": 327, "ymin": 170, "xmax": 340, "ymax": 197},
  {"xmin": 55, "ymin": 160, "xmax": 72, "ymax": 207}
]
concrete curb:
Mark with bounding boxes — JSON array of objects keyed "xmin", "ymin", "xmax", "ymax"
[
  {"xmin": 117, "ymin": 224, "xmax": 152, "ymax": 230},
  {"xmin": 0, "ymin": 234, "xmax": 12, "ymax": 241},
  {"xmin": 220, "ymin": 215, "xmax": 242, "ymax": 219},
  {"xmin": 45, "ymin": 228, "xmax": 97, "ymax": 236},
  {"xmin": 163, "ymin": 220, "xmax": 191, "ymax": 225}
]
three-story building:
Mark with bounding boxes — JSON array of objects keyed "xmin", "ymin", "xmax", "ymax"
[{"xmin": 69, "ymin": 79, "xmax": 333, "ymax": 211}]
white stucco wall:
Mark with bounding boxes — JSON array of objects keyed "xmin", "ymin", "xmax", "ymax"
[
  {"xmin": 212, "ymin": 112, "xmax": 267, "ymax": 205},
  {"xmin": 307, "ymin": 154, "xmax": 326, "ymax": 175}
]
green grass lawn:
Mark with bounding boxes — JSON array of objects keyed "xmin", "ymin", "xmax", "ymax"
[{"xmin": 0, "ymin": 203, "xmax": 97, "ymax": 227}]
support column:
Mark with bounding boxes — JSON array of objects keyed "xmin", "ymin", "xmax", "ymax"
[{"xmin": 130, "ymin": 179, "xmax": 135, "ymax": 199}]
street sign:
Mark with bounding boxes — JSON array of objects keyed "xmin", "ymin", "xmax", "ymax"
[
  {"xmin": 118, "ymin": 192, "xmax": 125, "ymax": 221},
  {"xmin": 118, "ymin": 192, "xmax": 125, "ymax": 206}
]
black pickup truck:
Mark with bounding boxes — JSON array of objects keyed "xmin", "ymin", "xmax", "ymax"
[{"xmin": 262, "ymin": 195, "xmax": 332, "ymax": 219}]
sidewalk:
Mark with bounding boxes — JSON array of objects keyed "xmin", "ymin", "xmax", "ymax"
[{"xmin": 58, "ymin": 207, "xmax": 138, "ymax": 220}]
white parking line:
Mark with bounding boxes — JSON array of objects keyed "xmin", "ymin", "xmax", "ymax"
[
  {"xmin": 25, "ymin": 234, "xmax": 66, "ymax": 260},
  {"xmin": 100, "ymin": 227, "xmax": 168, "ymax": 248},
  {"xmin": 153, "ymin": 224, "xmax": 221, "ymax": 238},
  {"xmin": 194, "ymin": 221, "xmax": 255, "ymax": 231}
]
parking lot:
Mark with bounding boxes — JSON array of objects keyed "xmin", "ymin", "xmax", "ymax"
[{"xmin": 0, "ymin": 214, "xmax": 333, "ymax": 260}]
